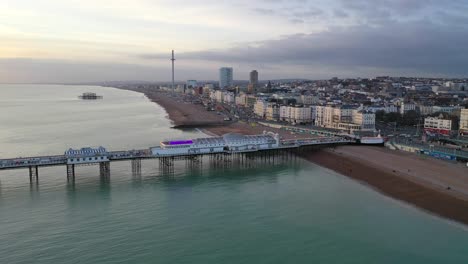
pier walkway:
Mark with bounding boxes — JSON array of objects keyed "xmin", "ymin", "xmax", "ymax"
[{"xmin": 0, "ymin": 136, "xmax": 352, "ymax": 181}]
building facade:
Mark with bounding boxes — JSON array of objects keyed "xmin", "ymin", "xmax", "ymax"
[
  {"xmin": 219, "ymin": 67, "xmax": 233, "ymax": 89},
  {"xmin": 254, "ymin": 99, "xmax": 267, "ymax": 118},
  {"xmin": 315, "ymin": 105, "xmax": 375, "ymax": 131},
  {"xmin": 265, "ymin": 105, "xmax": 280, "ymax": 121},
  {"xmin": 249, "ymin": 70, "xmax": 258, "ymax": 92},
  {"xmin": 300, "ymin": 95, "xmax": 319, "ymax": 105},
  {"xmin": 460, "ymin": 109, "xmax": 468, "ymax": 135},
  {"xmin": 223, "ymin": 92, "xmax": 235, "ymax": 104},
  {"xmin": 352, "ymin": 110, "xmax": 376, "ymax": 131},
  {"xmin": 235, "ymin": 93, "xmax": 247, "ymax": 106},
  {"xmin": 432, "ymin": 105, "xmax": 462, "ymax": 114},
  {"xmin": 424, "ymin": 117, "xmax": 453, "ymax": 135},
  {"xmin": 418, "ymin": 105, "xmax": 434, "ymax": 116},
  {"xmin": 279, "ymin": 106, "xmax": 313, "ymax": 124},
  {"xmin": 400, "ymin": 102, "xmax": 416, "ymax": 115}
]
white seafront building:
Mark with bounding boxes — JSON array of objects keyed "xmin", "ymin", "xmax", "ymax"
[
  {"xmin": 279, "ymin": 105, "xmax": 313, "ymax": 124},
  {"xmin": 254, "ymin": 99, "xmax": 268, "ymax": 118},
  {"xmin": 459, "ymin": 109, "xmax": 468, "ymax": 135},
  {"xmin": 424, "ymin": 117, "xmax": 453, "ymax": 135},
  {"xmin": 65, "ymin": 146, "xmax": 109, "ymax": 164},
  {"xmin": 315, "ymin": 105, "xmax": 375, "ymax": 132},
  {"xmin": 151, "ymin": 132, "xmax": 280, "ymax": 156}
]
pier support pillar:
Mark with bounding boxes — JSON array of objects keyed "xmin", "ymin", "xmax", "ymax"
[
  {"xmin": 66, "ymin": 164, "xmax": 75, "ymax": 179},
  {"xmin": 99, "ymin": 161, "xmax": 110, "ymax": 177},
  {"xmin": 29, "ymin": 165, "xmax": 39, "ymax": 182},
  {"xmin": 158, "ymin": 157, "xmax": 174, "ymax": 174},
  {"xmin": 131, "ymin": 159, "xmax": 141, "ymax": 175}
]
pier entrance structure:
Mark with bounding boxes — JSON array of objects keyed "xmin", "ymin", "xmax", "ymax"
[{"xmin": 0, "ymin": 131, "xmax": 353, "ymax": 182}]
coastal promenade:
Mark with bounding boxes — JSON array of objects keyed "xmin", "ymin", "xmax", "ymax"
[{"xmin": 0, "ymin": 135, "xmax": 352, "ymax": 182}]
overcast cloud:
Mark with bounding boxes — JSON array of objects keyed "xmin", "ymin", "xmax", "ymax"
[{"xmin": 1, "ymin": 0, "xmax": 467, "ymax": 82}]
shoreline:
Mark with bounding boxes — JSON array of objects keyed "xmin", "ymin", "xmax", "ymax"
[
  {"xmin": 303, "ymin": 146, "xmax": 468, "ymax": 226},
  {"xmin": 123, "ymin": 87, "xmax": 315, "ymax": 139},
  {"xmin": 119, "ymin": 87, "xmax": 468, "ymax": 226}
]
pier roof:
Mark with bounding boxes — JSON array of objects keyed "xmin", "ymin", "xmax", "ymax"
[{"xmin": 222, "ymin": 133, "xmax": 245, "ymax": 141}]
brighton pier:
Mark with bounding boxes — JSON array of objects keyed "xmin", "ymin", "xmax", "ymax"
[{"xmin": 0, "ymin": 132, "xmax": 353, "ymax": 182}]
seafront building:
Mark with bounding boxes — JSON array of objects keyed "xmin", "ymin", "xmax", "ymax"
[
  {"xmin": 211, "ymin": 90, "xmax": 235, "ymax": 104},
  {"xmin": 265, "ymin": 104, "xmax": 280, "ymax": 121},
  {"xmin": 219, "ymin": 67, "xmax": 233, "ymax": 89},
  {"xmin": 279, "ymin": 105, "xmax": 313, "ymax": 124},
  {"xmin": 149, "ymin": 75, "xmax": 467, "ymax": 139},
  {"xmin": 424, "ymin": 117, "xmax": 453, "ymax": 136},
  {"xmin": 254, "ymin": 99, "xmax": 268, "ymax": 118},
  {"xmin": 460, "ymin": 109, "xmax": 468, "ymax": 135},
  {"xmin": 315, "ymin": 105, "xmax": 375, "ymax": 131},
  {"xmin": 352, "ymin": 110, "xmax": 376, "ymax": 131}
]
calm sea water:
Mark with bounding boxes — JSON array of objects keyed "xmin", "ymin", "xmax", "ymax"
[{"xmin": 1, "ymin": 84, "xmax": 468, "ymax": 264}]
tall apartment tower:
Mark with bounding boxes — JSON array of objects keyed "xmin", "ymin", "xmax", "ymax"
[
  {"xmin": 248, "ymin": 70, "xmax": 259, "ymax": 94},
  {"xmin": 219, "ymin": 67, "xmax": 233, "ymax": 89}
]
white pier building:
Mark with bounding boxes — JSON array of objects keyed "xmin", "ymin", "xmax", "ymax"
[
  {"xmin": 151, "ymin": 132, "xmax": 280, "ymax": 156},
  {"xmin": 65, "ymin": 146, "xmax": 109, "ymax": 164}
]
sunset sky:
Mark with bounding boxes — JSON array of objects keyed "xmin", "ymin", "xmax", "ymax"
[{"xmin": 1, "ymin": 0, "xmax": 467, "ymax": 83}]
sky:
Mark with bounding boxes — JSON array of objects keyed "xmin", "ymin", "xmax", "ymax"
[{"xmin": 0, "ymin": 0, "xmax": 467, "ymax": 83}]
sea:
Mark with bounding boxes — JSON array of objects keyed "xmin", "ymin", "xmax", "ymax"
[{"xmin": 1, "ymin": 84, "xmax": 468, "ymax": 264}]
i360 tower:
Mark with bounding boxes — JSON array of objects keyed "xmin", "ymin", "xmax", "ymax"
[{"xmin": 171, "ymin": 50, "xmax": 175, "ymax": 92}]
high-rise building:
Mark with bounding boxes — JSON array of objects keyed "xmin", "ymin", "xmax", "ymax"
[
  {"xmin": 219, "ymin": 67, "xmax": 233, "ymax": 89},
  {"xmin": 249, "ymin": 70, "xmax": 258, "ymax": 88},
  {"xmin": 248, "ymin": 70, "xmax": 259, "ymax": 94}
]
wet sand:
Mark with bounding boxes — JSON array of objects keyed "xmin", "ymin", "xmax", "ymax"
[{"xmin": 119, "ymin": 87, "xmax": 468, "ymax": 226}]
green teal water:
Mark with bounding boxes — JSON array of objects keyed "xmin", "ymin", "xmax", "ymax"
[{"xmin": 1, "ymin": 85, "xmax": 468, "ymax": 264}]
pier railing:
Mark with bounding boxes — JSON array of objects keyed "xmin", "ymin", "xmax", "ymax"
[
  {"xmin": 391, "ymin": 139, "xmax": 468, "ymax": 160},
  {"xmin": 0, "ymin": 136, "xmax": 353, "ymax": 181}
]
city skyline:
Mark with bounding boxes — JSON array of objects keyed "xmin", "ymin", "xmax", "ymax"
[{"xmin": 1, "ymin": 0, "xmax": 468, "ymax": 83}]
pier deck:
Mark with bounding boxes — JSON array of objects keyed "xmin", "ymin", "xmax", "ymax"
[{"xmin": 0, "ymin": 136, "xmax": 352, "ymax": 181}]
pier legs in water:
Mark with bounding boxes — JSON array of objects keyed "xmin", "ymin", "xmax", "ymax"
[
  {"xmin": 159, "ymin": 157, "xmax": 175, "ymax": 174},
  {"xmin": 29, "ymin": 165, "xmax": 39, "ymax": 183},
  {"xmin": 26, "ymin": 150, "xmax": 301, "ymax": 183},
  {"xmin": 66, "ymin": 164, "xmax": 75, "ymax": 181},
  {"xmin": 131, "ymin": 159, "xmax": 141, "ymax": 176},
  {"xmin": 99, "ymin": 162, "xmax": 110, "ymax": 177},
  {"xmin": 65, "ymin": 162, "xmax": 111, "ymax": 180}
]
